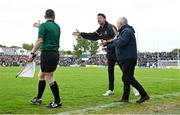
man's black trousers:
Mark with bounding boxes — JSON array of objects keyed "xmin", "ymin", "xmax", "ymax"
[
  {"xmin": 118, "ymin": 59, "xmax": 147, "ymax": 99},
  {"xmin": 107, "ymin": 52, "xmax": 116, "ymax": 91}
]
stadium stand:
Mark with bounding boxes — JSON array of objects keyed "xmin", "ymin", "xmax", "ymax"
[{"xmin": 0, "ymin": 52, "xmax": 179, "ymax": 67}]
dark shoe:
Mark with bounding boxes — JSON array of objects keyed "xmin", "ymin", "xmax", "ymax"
[
  {"xmin": 30, "ymin": 97, "xmax": 42, "ymax": 105},
  {"xmin": 47, "ymin": 102, "xmax": 62, "ymax": 108},
  {"xmin": 136, "ymin": 95, "xmax": 150, "ymax": 103},
  {"xmin": 114, "ymin": 99, "xmax": 129, "ymax": 103}
]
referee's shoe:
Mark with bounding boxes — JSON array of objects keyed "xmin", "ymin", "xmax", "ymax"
[
  {"xmin": 30, "ymin": 97, "xmax": 42, "ymax": 105},
  {"xmin": 46, "ymin": 101, "xmax": 62, "ymax": 108}
]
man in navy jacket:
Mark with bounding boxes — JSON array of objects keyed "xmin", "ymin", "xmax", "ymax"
[{"xmin": 107, "ymin": 17, "xmax": 149, "ymax": 103}]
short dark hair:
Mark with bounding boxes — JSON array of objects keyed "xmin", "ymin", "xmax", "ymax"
[
  {"xmin": 97, "ymin": 13, "xmax": 106, "ymax": 19},
  {"xmin": 45, "ymin": 9, "xmax": 55, "ymax": 18}
]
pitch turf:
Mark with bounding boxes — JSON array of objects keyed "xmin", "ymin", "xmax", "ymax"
[{"xmin": 0, "ymin": 67, "xmax": 180, "ymax": 114}]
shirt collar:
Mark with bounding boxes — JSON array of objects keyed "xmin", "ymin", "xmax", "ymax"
[
  {"xmin": 46, "ymin": 20, "xmax": 54, "ymax": 22},
  {"xmin": 100, "ymin": 21, "xmax": 108, "ymax": 29}
]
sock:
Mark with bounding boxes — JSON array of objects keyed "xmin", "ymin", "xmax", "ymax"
[
  {"xmin": 37, "ymin": 80, "xmax": 46, "ymax": 99},
  {"xmin": 50, "ymin": 81, "xmax": 61, "ymax": 103}
]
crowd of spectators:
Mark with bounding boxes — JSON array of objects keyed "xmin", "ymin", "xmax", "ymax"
[
  {"xmin": 0, "ymin": 52, "xmax": 179, "ymax": 67},
  {"xmin": 137, "ymin": 52, "xmax": 179, "ymax": 67}
]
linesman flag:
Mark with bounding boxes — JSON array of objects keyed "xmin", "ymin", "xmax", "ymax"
[{"xmin": 16, "ymin": 61, "xmax": 36, "ymax": 78}]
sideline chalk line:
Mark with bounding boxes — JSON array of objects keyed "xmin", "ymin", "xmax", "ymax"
[{"xmin": 58, "ymin": 92, "xmax": 180, "ymax": 114}]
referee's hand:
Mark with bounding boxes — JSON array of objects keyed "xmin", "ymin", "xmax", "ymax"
[
  {"xmin": 27, "ymin": 54, "xmax": 34, "ymax": 62},
  {"xmin": 33, "ymin": 21, "xmax": 40, "ymax": 28}
]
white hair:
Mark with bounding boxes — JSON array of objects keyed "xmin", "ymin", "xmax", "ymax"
[{"xmin": 117, "ymin": 17, "xmax": 128, "ymax": 25}]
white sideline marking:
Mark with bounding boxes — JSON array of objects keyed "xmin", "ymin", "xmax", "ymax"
[
  {"xmin": 140, "ymin": 77, "xmax": 179, "ymax": 81},
  {"xmin": 58, "ymin": 92, "xmax": 180, "ymax": 114}
]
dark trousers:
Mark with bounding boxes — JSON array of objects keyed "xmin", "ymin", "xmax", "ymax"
[
  {"xmin": 107, "ymin": 53, "xmax": 116, "ymax": 91},
  {"xmin": 118, "ymin": 59, "xmax": 147, "ymax": 99}
]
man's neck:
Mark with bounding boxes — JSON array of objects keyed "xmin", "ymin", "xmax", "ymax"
[
  {"xmin": 46, "ymin": 18, "xmax": 54, "ymax": 21},
  {"xmin": 100, "ymin": 22, "xmax": 106, "ymax": 27}
]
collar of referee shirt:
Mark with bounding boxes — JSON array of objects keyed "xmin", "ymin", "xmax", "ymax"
[{"xmin": 46, "ymin": 20, "xmax": 54, "ymax": 22}]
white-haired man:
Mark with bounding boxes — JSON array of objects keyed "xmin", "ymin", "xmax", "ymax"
[{"xmin": 106, "ymin": 17, "xmax": 150, "ymax": 103}]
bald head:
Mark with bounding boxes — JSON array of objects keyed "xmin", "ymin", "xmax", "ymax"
[{"xmin": 117, "ymin": 17, "xmax": 128, "ymax": 29}]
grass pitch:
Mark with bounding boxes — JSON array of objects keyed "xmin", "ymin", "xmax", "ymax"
[{"xmin": 0, "ymin": 67, "xmax": 180, "ymax": 114}]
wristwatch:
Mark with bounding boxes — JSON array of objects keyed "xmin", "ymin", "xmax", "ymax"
[{"xmin": 30, "ymin": 52, "xmax": 36, "ymax": 58}]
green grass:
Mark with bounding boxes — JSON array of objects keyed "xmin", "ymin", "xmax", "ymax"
[{"xmin": 0, "ymin": 67, "xmax": 180, "ymax": 114}]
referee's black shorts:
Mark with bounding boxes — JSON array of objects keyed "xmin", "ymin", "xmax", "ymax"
[{"xmin": 40, "ymin": 51, "xmax": 59, "ymax": 72}]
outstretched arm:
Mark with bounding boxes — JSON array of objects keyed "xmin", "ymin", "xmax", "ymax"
[{"xmin": 72, "ymin": 30, "xmax": 100, "ymax": 41}]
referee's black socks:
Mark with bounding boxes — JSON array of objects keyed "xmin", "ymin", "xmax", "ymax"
[
  {"xmin": 50, "ymin": 81, "xmax": 61, "ymax": 103},
  {"xmin": 37, "ymin": 80, "xmax": 46, "ymax": 99}
]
